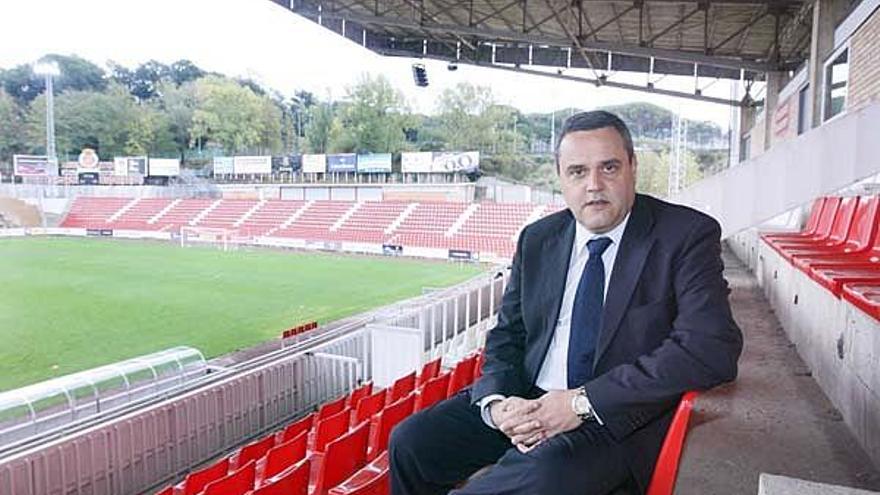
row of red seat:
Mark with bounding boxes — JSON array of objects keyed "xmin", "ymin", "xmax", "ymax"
[
  {"xmin": 155, "ymin": 353, "xmax": 484, "ymax": 495},
  {"xmin": 282, "ymin": 321, "xmax": 319, "ymax": 339},
  {"xmin": 762, "ymin": 196, "xmax": 880, "ymax": 320}
]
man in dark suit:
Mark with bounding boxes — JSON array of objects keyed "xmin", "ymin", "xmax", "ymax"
[{"xmin": 389, "ymin": 111, "xmax": 743, "ymax": 495}]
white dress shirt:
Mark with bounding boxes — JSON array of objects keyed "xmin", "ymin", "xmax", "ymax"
[{"xmin": 479, "ymin": 212, "xmax": 631, "ymax": 428}]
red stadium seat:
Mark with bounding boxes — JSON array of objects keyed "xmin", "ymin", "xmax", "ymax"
[
  {"xmin": 416, "ymin": 358, "xmax": 442, "ymax": 387},
  {"xmin": 259, "ymin": 431, "xmax": 308, "ymax": 482},
  {"xmin": 761, "ymin": 197, "xmax": 827, "ymax": 241},
  {"xmin": 386, "ymin": 372, "xmax": 416, "ymax": 405},
  {"xmin": 232, "ymin": 433, "xmax": 276, "ymax": 469},
  {"xmin": 347, "ymin": 382, "xmax": 374, "ymax": 409},
  {"xmin": 766, "ymin": 197, "xmax": 841, "ymax": 251},
  {"xmin": 807, "ymin": 264, "xmax": 880, "ymax": 296},
  {"xmin": 352, "ymin": 390, "xmax": 386, "ymax": 426},
  {"xmin": 446, "ymin": 356, "xmax": 476, "ymax": 397},
  {"xmin": 253, "ymin": 458, "xmax": 310, "ymax": 495},
  {"xmin": 312, "ymin": 422, "xmax": 371, "ymax": 495},
  {"xmin": 203, "ymin": 460, "xmax": 256, "ymax": 495},
  {"xmin": 155, "ymin": 486, "xmax": 173, "ymax": 495},
  {"xmin": 368, "ymin": 393, "xmax": 415, "ymax": 460},
  {"xmin": 177, "ymin": 458, "xmax": 230, "ymax": 495},
  {"xmin": 646, "ymin": 392, "xmax": 699, "ymax": 495},
  {"xmin": 793, "ymin": 196, "xmax": 880, "ymax": 271},
  {"xmin": 279, "ymin": 414, "xmax": 314, "ymax": 444},
  {"xmin": 842, "ymin": 283, "xmax": 880, "ymax": 320},
  {"xmin": 414, "ymin": 373, "xmax": 451, "ymax": 411},
  {"xmin": 318, "ymin": 396, "xmax": 348, "ymax": 421},
  {"xmin": 315, "ymin": 407, "xmax": 352, "ymax": 452},
  {"xmin": 472, "ymin": 351, "xmax": 484, "ymax": 380},
  {"xmin": 328, "ymin": 451, "xmax": 390, "ymax": 495},
  {"xmin": 777, "ymin": 196, "xmax": 859, "ymax": 260}
]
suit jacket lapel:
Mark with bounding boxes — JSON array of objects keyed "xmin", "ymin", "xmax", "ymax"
[
  {"xmin": 593, "ymin": 195, "xmax": 655, "ymax": 369},
  {"xmin": 535, "ymin": 214, "xmax": 575, "ymax": 367}
]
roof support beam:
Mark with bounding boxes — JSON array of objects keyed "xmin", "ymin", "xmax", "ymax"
[
  {"xmin": 710, "ymin": 7, "xmax": 769, "ymax": 52},
  {"xmin": 302, "ymin": 7, "xmax": 778, "ymax": 71},
  {"xmin": 578, "ymin": 5, "xmax": 636, "ymax": 42},
  {"xmin": 646, "ymin": 5, "xmax": 702, "ymax": 45}
]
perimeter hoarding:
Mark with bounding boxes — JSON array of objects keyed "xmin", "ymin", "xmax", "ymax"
[
  {"xmin": 356, "ymin": 153, "xmax": 392, "ymax": 173},
  {"xmin": 401, "ymin": 152, "xmax": 433, "ymax": 173},
  {"xmin": 213, "ymin": 157, "xmax": 234, "ymax": 175},
  {"xmin": 326, "ymin": 153, "xmax": 357, "ymax": 173},
  {"xmin": 431, "ymin": 152, "xmax": 480, "ymax": 173},
  {"xmin": 233, "ymin": 156, "xmax": 271, "ymax": 175},
  {"xmin": 13, "ymin": 155, "xmax": 53, "ymax": 176},
  {"xmin": 302, "ymin": 154, "xmax": 327, "ymax": 173},
  {"xmin": 148, "ymin": 158, "xmax": 180, "ymax": 177}
]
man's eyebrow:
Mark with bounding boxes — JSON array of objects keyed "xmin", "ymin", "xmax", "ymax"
[{"xmin": 600, "ymin": 158, "xmax": 623, "ymax": 166}]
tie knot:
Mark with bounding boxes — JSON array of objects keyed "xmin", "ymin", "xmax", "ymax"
[{"xmin": 587, "ymin": 236, "xmax": 612, "ymax": 256}]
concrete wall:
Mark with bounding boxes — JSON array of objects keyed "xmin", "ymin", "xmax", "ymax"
[
  {"xmin": 728, "ymin": 228, "xmax": 880, "ymax": 470},
  {"xmin": 670, "ymin": 103, "xmax": 880, "ymax": 239}
]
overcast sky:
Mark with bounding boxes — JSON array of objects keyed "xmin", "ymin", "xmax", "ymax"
[{"xmin": 0, "ymin": 0, "xmax": 736, "ymax": 128}]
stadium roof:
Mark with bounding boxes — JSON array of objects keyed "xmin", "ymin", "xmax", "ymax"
[{"xmin": 272, "ymin": 0, "xmax": 814, "ymax": 105}]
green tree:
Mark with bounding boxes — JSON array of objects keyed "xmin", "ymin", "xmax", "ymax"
[
  {"xmin": 1, "ymin": 55, "xmax": 107, "ymax": 105},
  {"xmin": 304, "ymin": 101, "xmax": 336, "ymax": 154},
  {"xmin": 156, "ymin": 81, "xmax": 197, "ymax": 160},
  {"xmin": 332, "ymin": 74, "xmax": 412, "ymax": 153},
  {"xmin": 190, "ymin": 76, "xmax": 267, "ymax": 154},
  {"xmin": 27, "ymin": 83, "xmax": 137, "ymax": 160},
  {"xmin": 0, "ymin": 89, "xmax": 28, "ymax": 168}
]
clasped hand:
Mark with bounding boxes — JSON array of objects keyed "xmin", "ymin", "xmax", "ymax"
[{"xmin": 489, "ymin": 390, "xmax": 582, "ymax": 453}]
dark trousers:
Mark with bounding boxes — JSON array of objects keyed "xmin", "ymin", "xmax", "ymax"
[{"xmin": 389, "ymin": 389, "xmax": 632, "ymax": 495}]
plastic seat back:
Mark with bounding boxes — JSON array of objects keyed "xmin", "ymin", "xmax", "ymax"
[
  {"xmin": 353, "ymin": 390, "xmax": 386, "ymax": 426},
  {"xmin": 446, "ymin": 357, "xmax": 475, "ymax": 397},
  {"xmin": 415, "ymin": 373, "xmax": 451, "ymax": 411},
  {"xmin": 254, "ymin": 458, "xmax": 309, "ymax": 495},
  {"xmin": 183, "ymin": 458, "xmax": 229, "ymax": 495},
  {"xmin": 315, "ymin": 407, "xmax": 351, "ymax": 452},
  {"xmin": 646, "ymin": 392, "xmax": 699, "ymax": 495},
  {"xmin": 280, "ymin": 413, "xmax": 314, "ymax": 443},
  {"xmin": 263, "ymin": 430, "xmax": 308, "ymax": 480},
  {"xmin": 313, "ymin": 422, "xmax": 371, "ymax": 495},
  {"xmin": 369, "ymin": 393, "xmax": 415, "ymax": 459},
  {"xmin": 388, "ymin": 372, "xmax": 416, "ymax": 404},
  {"xmin": 318, "ymin": 395, "xmax": 348, "ymax": 421},
  {"xmin": 348, "ymin": 382, "xmax": 374, "ymax": 409},
  {"xmin": 203, "ymin": 461, "xmax": 256, "ymax": 495},
  {"xmin": 236, "ymin": 433, "xmax": 275, "ymax": 468},
  {"xmin": 416, "ymin": 358, "xmax": 442, "ymax": 386}
]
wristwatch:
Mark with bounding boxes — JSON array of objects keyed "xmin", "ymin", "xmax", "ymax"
[{"xmin": 570, "ymin": 386, "xmax": 594, "ymax": 422}]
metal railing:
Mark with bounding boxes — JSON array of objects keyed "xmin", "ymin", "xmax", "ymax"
[{"xmin": 0, "ymin": 268, "xmax": 508, "ymax": 495}]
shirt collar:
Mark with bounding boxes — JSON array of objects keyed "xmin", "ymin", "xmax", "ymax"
[{"xmin": 574, "ymin": 211, "xmax": 631, "ymax": 255}]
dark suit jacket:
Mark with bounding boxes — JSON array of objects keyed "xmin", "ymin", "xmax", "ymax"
[{"xmin": 471, "ymin": 193, "xmax": 743, "ymax": 492}]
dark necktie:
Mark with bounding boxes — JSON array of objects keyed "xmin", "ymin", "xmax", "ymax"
[{"xmin": 567, "ymin": 236, "xmax": 613, "ymax": 389}]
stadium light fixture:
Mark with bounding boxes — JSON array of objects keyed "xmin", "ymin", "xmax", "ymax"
[{"xmin": 33, "ymin": 61, "xmax": 61, "ymax": 166}]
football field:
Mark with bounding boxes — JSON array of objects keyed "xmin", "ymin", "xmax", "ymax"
[{"xmin": 0, "ymin": 237, "xmax": 484, "ymax": 392}]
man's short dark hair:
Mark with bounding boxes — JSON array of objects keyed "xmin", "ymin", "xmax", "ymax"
[{"xmin": 555, "ymin": 111, "xmax": 635, "ymax": 170}]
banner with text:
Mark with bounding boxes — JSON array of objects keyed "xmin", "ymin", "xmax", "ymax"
[
  {"xmin": 432, "ymin": 151, "xmax": 479, "ymax": 173},
  {"xmin": 13, "ymin": 155, "xmax": 53, "ymax": 176},
  {"xmin": 326, "ymin": 153, "xmax": 357, "ymax": 173},
  {"xmin": 356, "ymin": 153, "xmax": 392, "ymax": 173},
  {"xmin": 213, "ymin": 157, "xmax": 234, "ymax": 175}
]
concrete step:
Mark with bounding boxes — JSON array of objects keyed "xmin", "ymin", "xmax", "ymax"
[{"xmin": 759, "ymin": 474, "xmax": 880, "ymax": 495}]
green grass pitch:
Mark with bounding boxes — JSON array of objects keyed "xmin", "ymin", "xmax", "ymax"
[{"xmin": 0, "ymin": 237, "xmax": 484, "ymax": 392}]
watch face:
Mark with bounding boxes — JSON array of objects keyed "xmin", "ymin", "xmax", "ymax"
[{"xmin": 574, "ymin": 395, "xmax": 589, "ymax": 415}]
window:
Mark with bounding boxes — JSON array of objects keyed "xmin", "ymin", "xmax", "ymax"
[
  {"xmin": 823, "ymin": 48, "xmax": 849, "ymax": 121},
  {"xmin": 797, "ymin": 84, "xmax": 809, "ymax": 135}
]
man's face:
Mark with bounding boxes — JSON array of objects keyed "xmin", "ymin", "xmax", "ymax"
[{"xmin": 557, "ymin": 127, "xmax": 637, "ymax": 233}]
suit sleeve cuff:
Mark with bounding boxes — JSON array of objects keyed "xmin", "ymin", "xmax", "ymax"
[{"xmin": 478, "ymin": 394, "xmax": 506, "ymax": 429}]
